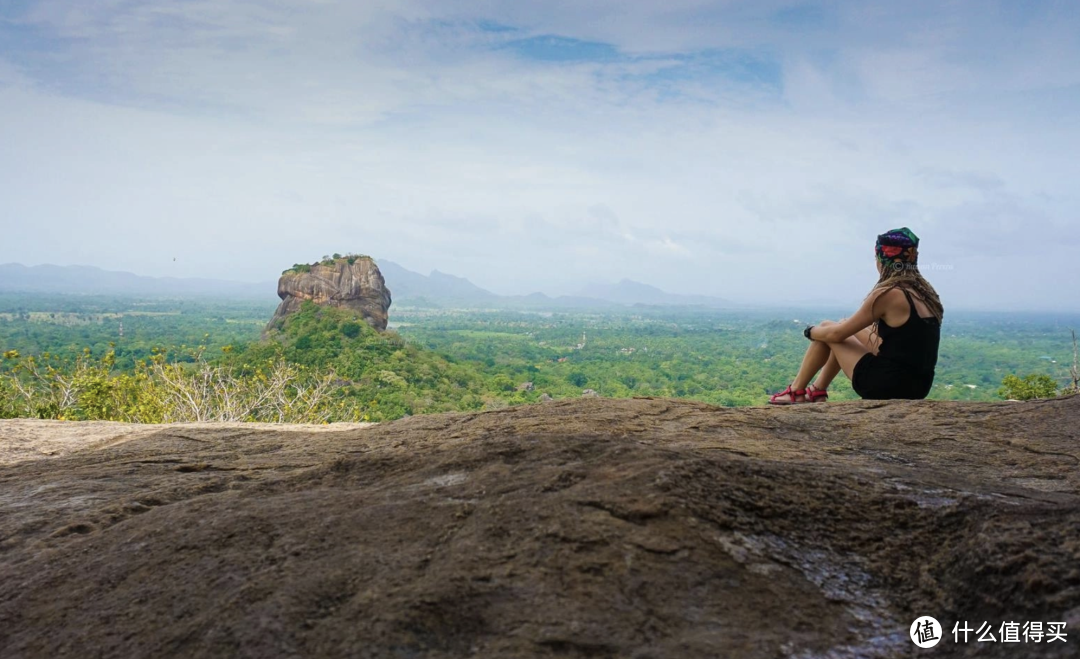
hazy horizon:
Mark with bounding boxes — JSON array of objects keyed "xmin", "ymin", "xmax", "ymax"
[
  {"xmin": 2, "ymin": 2, "xmax": 1078, "ymax": 311},
  {"xmin": 6, "ymin": 259, "xmax": 1080, "ymax": 316}
]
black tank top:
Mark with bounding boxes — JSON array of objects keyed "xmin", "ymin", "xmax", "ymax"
[{"xmin": 875, "ymin": 286, "xmax": 941, "ymax": 377}]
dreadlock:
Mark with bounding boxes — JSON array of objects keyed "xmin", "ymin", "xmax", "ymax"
[{"xmin": 865, "ymin": 228, "xmax": 944, "ymax": 345}]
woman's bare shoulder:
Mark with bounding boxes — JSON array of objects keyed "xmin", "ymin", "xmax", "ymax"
[{"xmin": 868, "ymin": 285, "xmax": 908, "ymax": 316}]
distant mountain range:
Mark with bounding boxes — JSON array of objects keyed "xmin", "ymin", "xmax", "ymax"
[
  {"xmin": 378, "ymin": 261, "xmax": 731, "ymax": 309},
  {"xmin": 577, "ymin": 278, "xmax": 731, "ymax": 308},
  {"xmin": 0, "ymin": 263, "xmax": 273, "ymax": 299},
  {"xmin": 376, "ymin": 261, "xmax": 500, "ymax": 307},
  {"xmin": 0, "ymin": 261, "xmax": 732, "ymax": 310}
]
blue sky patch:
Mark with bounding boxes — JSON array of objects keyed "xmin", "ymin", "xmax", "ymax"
[
  {"xmin": 771, "ymin": 4, "xmax": 831, "ymax": 29},
  {"xmin": 492, "ymin": 28, "xmax": 781, "ymax": 98},
  {"xmin": 0, "ymin": 0, "xmax": 35, "ymax": 21},
  {"xmin": 476, "ymin": 20, "xmax": 517, "ymax": 34},
  {"xmin": 500, "ymin": 35, "xmax": 620, "ymax": 63},
  {"xmin": 614, "ymin": 48, "xmax": 784, "ymax": 104},
  {"xmin": 659, "ymin": 50, "xmax": 781, "ymax": 87},
  {"xmin": 0, "ymin": 19, "xmax": 74, "ymax": 82}
]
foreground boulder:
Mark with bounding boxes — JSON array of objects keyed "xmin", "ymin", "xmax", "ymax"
[
  {"xmin": 268, "ymin": 256, "xmax": 391, "ymax": 332},
  {"xmin": 1, "ymin": 397, "xmax": 1078, "ymax": 658}
]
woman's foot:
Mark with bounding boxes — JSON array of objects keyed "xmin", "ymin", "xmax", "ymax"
[
  {"xmin": 805, "ymin": 383, "xmax": 829, "ymax": 403},
  {"xmin": 768, "ymin": 384, "xmax": 807, "ymax": 405}
]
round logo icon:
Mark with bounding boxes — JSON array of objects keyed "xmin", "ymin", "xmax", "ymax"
[{"xmin": 910, "ymin": 616, "xmax": 942, "ymax": 648}]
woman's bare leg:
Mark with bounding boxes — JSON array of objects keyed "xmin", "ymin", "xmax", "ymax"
[
  {"xmin": 825, "ymin": 336, "xmax": 872, "ymax": 380},
  {"xmin": 812, "ymin": 324, "xmax": 872, "ymax": 386},
  {"xmin": 813, "ymin": 325, "xmax": 878, "ymax": 391},
  {"xmin": 814, "ymin": 354, "xmax": 841, "ymax": 390},
  {"xmin": 791, "ymin": 342, "xmax": 831, "ymax": 392},
  {"xmin": 791, "ymin": 320, "xmax": 838, "ymax": 391}
]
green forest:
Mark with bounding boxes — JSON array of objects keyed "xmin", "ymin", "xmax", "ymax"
[{"xmin": 1, "ymin": 292, "xmax": 1076, "ymax": 422}]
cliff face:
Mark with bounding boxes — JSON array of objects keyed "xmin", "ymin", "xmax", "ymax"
[
  {"xmin": 268, "ymin": 257, "xmax": 391, "ymax": 332},
  {"xmin": 1, "ymin": 397, "xmax": 1078, "ymax": 658}
]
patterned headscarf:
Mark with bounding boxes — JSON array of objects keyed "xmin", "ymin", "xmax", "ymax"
[{"xmin": 875, "ymin": 227, "xmax": 919, "ymax": 266}]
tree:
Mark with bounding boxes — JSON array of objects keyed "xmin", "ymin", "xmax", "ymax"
[
  {"xmin": 998, "ymin": 374, "xmax": 1059, "ymax": 401},
  {"xmin": 341, "ymin": 321, "xmax": 362, "ymax": 338}
]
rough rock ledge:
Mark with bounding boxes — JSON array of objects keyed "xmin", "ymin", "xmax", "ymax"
[{"xmin": 1, "ymin": 396, "xmax": 1078, "ymax": 659}]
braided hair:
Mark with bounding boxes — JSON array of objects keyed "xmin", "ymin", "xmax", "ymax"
[{"xmin": 866, "ymin": 227, "xmax": 944, "ymax": 344}]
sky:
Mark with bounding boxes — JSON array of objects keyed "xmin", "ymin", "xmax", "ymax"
[{"xmin": 1, "ymin": 0, "xmax": 1078, "ymax": 311}]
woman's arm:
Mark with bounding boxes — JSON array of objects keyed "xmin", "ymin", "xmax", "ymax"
[{"xmin": 809, "ymin": 291, "xmax": 887, "ymax": 343}]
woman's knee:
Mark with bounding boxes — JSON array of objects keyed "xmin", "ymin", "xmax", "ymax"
[{"xmin": 819, "ymin": 319, "xmax": 838, "ymax": 327}]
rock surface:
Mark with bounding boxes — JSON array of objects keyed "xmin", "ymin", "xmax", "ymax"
[
  {"xmin": 268, "ymin": 257, "xmax": 391, "ymax": 332},
  {"xmin": 1, "ymin": 396, "xmax": 1078, "ymax": 658}
]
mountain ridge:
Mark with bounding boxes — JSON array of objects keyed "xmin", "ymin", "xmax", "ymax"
[
  {"xmin": 0, "ymin": 261, "xmax": 731, "ymax": 310},
  {"xmin": 0, "ymin": 263, "xmax": 273, "ymax": 299},
  {"xmin": 576, "ymin": 278, "xmax": 731, "ymax": 308},
  {"xmin": 378, "ymin": 261, "xmax": 731, "ymax": 309}
]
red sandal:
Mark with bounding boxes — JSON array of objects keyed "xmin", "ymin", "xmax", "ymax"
[
  {"xmin": 768, "ymin": 384, "xmax": 806, "ymax": 405},
  {"xmin": 805, "ymin": 384, "xmax": 829, "ymax": 403}
]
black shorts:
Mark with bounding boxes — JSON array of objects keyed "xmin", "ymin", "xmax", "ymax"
[{"xmin": 851, "ymin": 353, "xmax": 933, "ymax": 400}]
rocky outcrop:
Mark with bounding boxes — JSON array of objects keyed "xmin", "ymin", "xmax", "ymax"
[
  {"xmin": 1, "ymin": 396, "xmax": 1079, "ymax": 658},
  {"xmin": 268, "ymin": 257, "xmax": 391, "ymax": 332}
]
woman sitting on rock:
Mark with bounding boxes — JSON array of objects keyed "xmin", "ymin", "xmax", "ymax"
[{"xmin": 768, "ymin": 227, "xmax": 943, "ymax": 404}]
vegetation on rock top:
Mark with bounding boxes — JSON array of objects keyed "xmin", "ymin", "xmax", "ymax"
[{"xmin": 281, "ymin": 253, "xmax": 373, "ymax": 275}]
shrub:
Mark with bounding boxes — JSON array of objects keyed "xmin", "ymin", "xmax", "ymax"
[
  {"xmin": 283, "ymin": 263, "xmax": 312, "ymax": 275},
  {"xmin": 998, "ymin": 373, "xmax": 1059, "ymax": 400},
  {"xmin": 341, "ymin": 321, "xmax": 363, "ymax": 338},
  {"xmin": 491, "ymin": 374, "xmax": 514, "ymax": 392},
  {"xmin": 0, "ymin": 348, "xmax": 356, "ymax": 422}
]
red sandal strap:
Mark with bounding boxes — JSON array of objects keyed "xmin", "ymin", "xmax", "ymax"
[
  {"xmin": 769, "ymin": 385, "xmax": 790, "ymax": 401},
  {"xmin": 771, "ymin": 385, "xmax": 806, "ymax": 402}
]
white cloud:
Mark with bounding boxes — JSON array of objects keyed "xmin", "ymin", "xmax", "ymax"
[{"xmin": 0, "ymin": 0, "xmax": 1078, "ymax": 310}]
